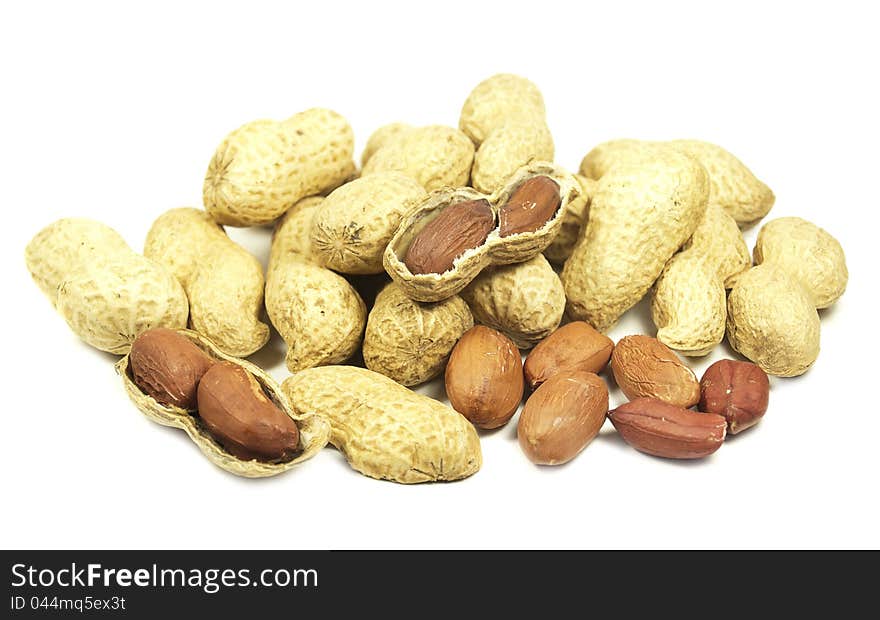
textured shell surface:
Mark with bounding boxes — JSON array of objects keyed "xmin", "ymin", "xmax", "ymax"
[
  {"xmin": 460, "ymin": 254, "xmax": 564, "ymax": 349},
  {"xmin": 753, "ymin": 216, "xmax": 847, "ymax": 308},
  {"xmin": 561, "ymin": 151, "xmax": 709, "ymax": 332},
  {"xmin": 311, "ymin": 172, "xmax": 427, "ymax": 274},
  {"xmin": 384, "ymin": 162, "xmax": 580, "ymax": 303},
  {"xmin": 118, "ymin": 329, "xmax": 330, "ymax": 478},
  {"xmin": 726, "ymin": 264, "xmax": 820, "ymax": 377},
  {"xmin": 580, "ymin": 139, "xmax": 774, "ymax": 226},
  {"xmin": 267, "ymin": 198, "xmax": 366, "ymax": 372},
  {"xmin": 25, "ymin": 218, "xmax": 132, "ymax": 304},
  {"xmin": 144, "ymin": 208, "xmax": 268, "ymax": 357},
  {"xmin": 471, "ymin": 120, "xmax": 554, "ymax": 194},
  {"xmin": 363, "ymin": 283, "xmax": 473, "ymax": 386},
  {"xmin": 544, "ymin": 174, "xmax": 597, "ymax": 263},
  {"xmin": 652, "ymin": 254, "xmax": 726, "ymax": 356},
  {"xmin": 361, "ymin": 125, "xmax": 474, "ymax": 191},
  {"xmin": 361, "ymin": 122, "xmax": 414, "ymax": 166},
  {"xmin": 650, "ymin": 203, "xmax": 750, "ymax": 355},
  {"xmin": 282, "ymin": 366, "xmax": 481, "ymax": 484},
  {"xmin": 203, "ymin": 109, "xmax": 355, "ymax": 227},
  {"xmin": 57, "ymin": 257, "xmax": 189, "ymax": 354},
  {"xmin": 459, "ymin": 74, "xmax": 546, "ymax": 145}
]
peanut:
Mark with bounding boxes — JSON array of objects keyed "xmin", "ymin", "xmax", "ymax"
[
  {"xmin": 753, "ymin": 217, "xmax": 847, "ymax": 309},
  {"xmin": 610, "ymin": 335, "xmax": 700, "ymax": 408},
  {"xmin": 498, "ymin": 175, "xmax": 561, "ymax": 237},
  {"xmin": 361, "ymin": 125, "xmax": 474, "ymax": 191},
  {"xmin": 459, "ymin": 73, "xmax": 546, "ymax": 146},
  {"xmin": 311, "ymin": 172, "xmax": 427, "ymax": 274},
  {"xmin": 471, "ymin": 120, "xmax": 554, "ymax": 194},
  {"xmin": 609, "ymin": 398, "xmax": 727, "ymax": 459},
  {"xmin": 518, "ymin": 371, "xmax": 608, "ymax": 465},
  {"xmin": 699, "ymin": 360, "xmax": 769, "ymax": 434},
  {"xmin": 282, "ymin": 366, "xmax": 482, "ymax": 484},
  {"xmin": 445, "ymin": 326, "xmax": 524, "ymax": 429},
  {"xmin": 561, "ymin": 149, "xmax": 709, "ymax": 332},
  {"xmin": 651, "ymin": 204, "xmax": 751, "ymax": 356},
  {"xmin": 144, "ymin": 208, "xmax": 269, "ymax": 357},
  {"xmin": 543, "ymin": 175, "xmax": 597, "ymax": 264},
  {"xmin": 361, "ymin": 122, "xmax": 413, "ymax": 166},
  {"xmin": 25, "ymin": 218, "xmax": 188, "ymax": 354},
  {"xmin": 129, "ymin": 328, "xmax": 215, "ymax": 410},
  {"xmin": 266, "ymin": 197, "xmax": 366, "ymax": 372},
  {"xmin": 726, "ymin": 263, "xmax": 820, "ymax": 377},
  {"xmin": 460, "ymin": 254, "xmax": 565, "ymax": 349},
  {"xmin": 197, "ymin": 362, "xmax": 300, "ymax": 463},
  {"xmin": 403, "ymin": 199, "xmax": 495, "ymax": 275},
  {"xmin": 523, "ymin": 321, "xmax": 614, "ymax": 390},
  {"xmin": 580, "ymin": 139, "xmax": 774, "ymax": 226},
  {"xmin": 363, "ymin": 282, "xmax": 473, "ymax": 386},
  {"xmin": 203, "ymin": 109, "xmax": 355, "ymax": 226}
]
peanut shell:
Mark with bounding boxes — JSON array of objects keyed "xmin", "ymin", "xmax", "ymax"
[
  {"xmin": 118, "ymin": 329, "xmax": 330, "ymax": 478},
  {"xmin": 471, "ymin": 119, "xmax": 554, "ymax": 194},
  {"xmin": 543, "ymin": 175, "xmax": 597, "ymax": 264},
  {"xmin": 459, "ymin": 74, "xmax": 546, "ymax": 146},
  {"xmin": 384, "ymin": 161, "xmax": 580, "ymax": 302},
  {"xmin": 282, "ymin": 366, "xmax": 482, "ymax": 484},
  {"xmin": 363, "ymin": 282, "xmax": 473, "ymax": 386}
]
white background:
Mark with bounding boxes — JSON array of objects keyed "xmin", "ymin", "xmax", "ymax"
[{"xmin": 1, "ymin": 1, "xmax": 877, "ymax": 550}]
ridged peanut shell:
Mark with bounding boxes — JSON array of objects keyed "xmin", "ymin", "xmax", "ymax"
[
  {"xmin": 267, "ymin": 197, "xmax": 366, "ymax": 372},
  {"xmin": 363, "ymin": 283, "xmax": 473, "ymax": 386},
  {"xmin": 459, "ymin": 74, "xmax": 546, "ymax": 145},
  {"xmin": 144, "ymin": 208, "xmax": 269, "ymax": 357},
  {"xmin": 361, "ymin": 122, "xmax": 413, "ymax": 166},
  {"xmin": 471, "ymin": 120, "xmax": 554, "ymax": 194},
  {"xmin": 562, "ymin": 150, "xmax": 709, "ymax": 332},
  {"xmin": 726, "ymin": 264, "xmax": 820, "ymax": 377},
  {"xmin": 384, "ymin": 162, "xmax": 580, "ymax": 302},
  {"xmin": 311, "ymin": 172, "xmax": 427, "ymax": 274},
  {"xmin": 652, "ymin": 204, "xmax": 750, "ymax": 356},
  {"xmin": 753, "ymin": 217, "xmax": 847, "ymax": 308},
  {"xmin": 460, "ymin": 254, "xmax": 564, "ymax": 349},
  {"xmin": 118, "ymin": 329, "xmax": 330, "ymax": 477},
  {"xmin": 361, "ymin": 125, "xmax": 474, "ymax": 191},
  {"xmin": 282, "ymin": 366, "xmax": 482, "ymax": 484},
  {"xmin": 580, "ymin": 139, "xmax": 774, "ymax": 226},
  {"xmin": 203, "ymin": 109, "xmax": 355, "ymax": 226}
]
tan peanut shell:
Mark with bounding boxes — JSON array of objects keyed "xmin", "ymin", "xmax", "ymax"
[
  {"xmin": 562, "ymin": 150, "xmax": 709, "ymax": 332},
  {"xmin": 311, "ymin": 172, "xmax": 427, "ymax": 274},
  {"xmin": 471, "ymin": 119, "xmax": 554, "ymax": 194},
  {"xmin": 726, "ymin": 264, "xmax": 820, "ymax": 377},
  {"xmin": 118, "ymin": 329, "xmax": 330, "ymax": 478},
  {"xmin": 579, "ymin": 139, "xmax": 774, "ymax": 226},
  {"xmin": 363, "ymin": 283, "xmax": 473, "ymax": 386},
  {"xmin": 753, "ymin": 217, "xmax": 847, "ymax": 309},
  {"xmin": 651, "ymin": 204, "xmax": 751, "ymax": 356},
  {"xmin": 361, "ymin": 122, "xmax": 413, "ymax": 166},
  {"xmin": 459, "ymin": 73, "xmax": 546, "ymax": 146},
  {"xmin": 460, "ymin": 254, "xmax": 564, "ymax": 349},
  {"xmin": 544, "ymin": 175, "xmax": 597, "ymax": 264},
  {"xmin": 203, "ymin": 108, "xmax": 355, "ymax": 226},
  {"xmin": 144, "ymin": 208, "xmax": 268, "ymax": 357},
  {"xmin": 25, "ymin": 218, "xmax": 188, "ymax": 354},
  {"xmin": 361, "ymin": 125, "xmax": 474, "ymax": 191},
  {"xmin": 282, "ymin": 366, "xmax": 482, "ymax": 484},
  {"xmin": 266, "ymin": 197, "xmax": 366, "ymax": 372},
  {"xmin": 384, "ymin": 161, "xmax": 580, "ymax": 302}
]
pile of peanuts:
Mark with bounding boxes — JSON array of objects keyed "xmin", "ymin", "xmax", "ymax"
[{"xmin": 24, "ymin": 74, "xmax": 847, "ymax": 483}]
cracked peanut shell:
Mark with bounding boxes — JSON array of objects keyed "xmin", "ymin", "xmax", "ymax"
[
  {"xmin": 118, "ymin": 329, "xmax": 330, "ymax": 478},
  {"xmin": 282, "ymin": 366, "xmax": 482, "ymax": 484},
  {"xmin": 384, "ymin": 161, "xmax": 580, "ymax": 302}
]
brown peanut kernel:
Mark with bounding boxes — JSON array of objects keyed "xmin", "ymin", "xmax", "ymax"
[
  {"xmin": 699, "ymin": 359, "xmax": 769, "ymax": 434},
  {"xmin": 498, "ymin": 176, "xmax": 561, "ymax": 237},
  {"xmin": 129, "ymin": 328, "xmax": 215, "ymax": 410},
  {"xmin": 197, "ymin": 362, "xmax": 300, "ymax": 462},
  {"xmin": 403, "ymin": 199, "xmax": 495, "ymax": 275}
]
